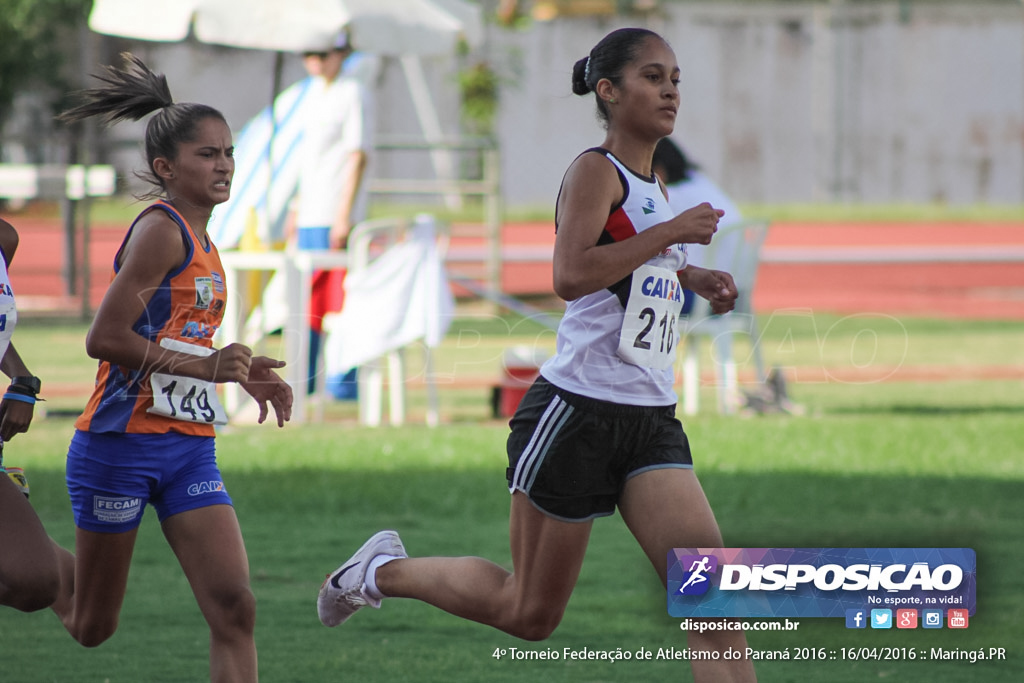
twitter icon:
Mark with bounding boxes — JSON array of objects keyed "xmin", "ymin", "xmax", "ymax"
[{"xmin": 871, "ymin": 609, "xmax": 893, "ymax": 629}]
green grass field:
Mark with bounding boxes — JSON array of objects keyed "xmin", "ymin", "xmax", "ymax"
[{"xmin": 1, "ymin": 311, "xmax": 1022, "ymax": 682}]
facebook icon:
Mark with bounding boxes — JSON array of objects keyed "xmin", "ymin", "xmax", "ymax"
[{"xmin": 846, "ymin": 609, "xmax": 867, "ymax": 629}]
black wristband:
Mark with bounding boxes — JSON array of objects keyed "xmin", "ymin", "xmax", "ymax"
[{"xmin": 10, "ymin": 376, "xmax": 41, "ymax": 396}]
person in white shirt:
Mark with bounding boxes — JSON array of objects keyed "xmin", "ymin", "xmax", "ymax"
[
  {"xmin": 653, "ymin": 137, "xmax": 743, "ymax": 315},
  {"xmin": 290, "ymin": 31, "xmax": 375, "ymax": 397}
]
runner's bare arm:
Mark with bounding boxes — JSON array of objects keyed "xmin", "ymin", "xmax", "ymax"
[
  {"xmin": 554, "ymin": 154, "xmax": 722, "ymax": 300},
  {"xmin": 85, "ymin": 211, "xmax": 251, "ymax": 383}
]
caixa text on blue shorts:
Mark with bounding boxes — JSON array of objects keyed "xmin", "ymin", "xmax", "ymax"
[{"xmin": 667, "ymin": 548, "xmax": 975, "ymax": 618}]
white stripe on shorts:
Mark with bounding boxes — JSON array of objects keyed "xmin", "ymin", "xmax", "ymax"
[{"xmin": 511, "ymin": 395, "xmax": 574, "ymax": 493}]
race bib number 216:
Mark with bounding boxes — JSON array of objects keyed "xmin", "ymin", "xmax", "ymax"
[{"xmin": 616, "ymin": 264, "xmax": 684, "ymax": 370}]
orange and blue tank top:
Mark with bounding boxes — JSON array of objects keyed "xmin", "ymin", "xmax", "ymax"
[{"xmin": 76, "ymin": 202, "xmax": 226, "ymax": 435}]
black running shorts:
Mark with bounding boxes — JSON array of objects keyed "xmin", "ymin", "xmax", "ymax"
[{"xmin": 506, "ymin": 376, "xmax": 693, "ymax": 522}]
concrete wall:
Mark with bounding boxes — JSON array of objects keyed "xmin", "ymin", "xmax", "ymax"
[{"xmin": 491, "ymin": 1, "xmax": 1024, "ymax": 206}]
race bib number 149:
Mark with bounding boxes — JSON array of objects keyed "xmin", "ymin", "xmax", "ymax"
[
  {"xmin": 148, "ymin": 338, "xmax": 228, "ymax": 425},
  {"xmin": 617, "ymin": 264, "xmax": 684, "ymax": 370}
]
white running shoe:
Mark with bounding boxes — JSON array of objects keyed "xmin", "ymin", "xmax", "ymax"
[{"xmin": 317, "ymin": 530, "xmax": 406, "ymax": 627}]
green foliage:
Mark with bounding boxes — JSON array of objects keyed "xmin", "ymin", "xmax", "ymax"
[
  {"xmin": 458, "ymin": 61, "xmax": 501, "ymax": 137},
  {"xmin": 0, "ymin": 0, "xmax": 90, "ymax": 133}
]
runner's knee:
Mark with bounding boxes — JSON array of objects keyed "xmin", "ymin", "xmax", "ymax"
[
  {"xmin": 206, "ymin": 583, "xmax": 257, "ymax": 636},
  {"xmin": 687, "ymin": 622, "xmax": 748, "ymax": 654},
  {"xmin": 0, "ymin": 571, "xmax": 59, "ymax": 612},
  {"xmin": 505, "ymin": 602, "xmax": 565, "ymax": 641},
  {"xmin": 72, "ymin": 613, "xmax": 120, "ymax": 648}
]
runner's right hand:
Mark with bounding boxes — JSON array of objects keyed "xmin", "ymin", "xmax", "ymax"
[{"xmin": 205, "ymin": 343, "xmax": 253, "ymax": 383}]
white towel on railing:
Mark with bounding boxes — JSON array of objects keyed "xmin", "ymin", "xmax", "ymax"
[{"xmin": 323, "ymin": 221, "xmax": 454, "ymax": 375}]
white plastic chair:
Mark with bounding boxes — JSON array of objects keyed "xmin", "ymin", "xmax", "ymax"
[
  {"xmin": 680, "ymin": 219, "xmax": 770, "ymax": 415},
  {"xmin": 316, "ymin": 215, "xmax": 448, "ymax": 427}
]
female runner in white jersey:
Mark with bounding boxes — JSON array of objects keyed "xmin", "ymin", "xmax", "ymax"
[
  {"xmin": 0, "ymin": 216, "xmax": 60, "ymax": 613},
  {"xmin": 316, "ymin": 28, "xmax": 756, "ymax": 683}
]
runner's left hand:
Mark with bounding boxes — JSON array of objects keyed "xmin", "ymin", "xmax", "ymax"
[
  {"xmin": 690, "ymin": 268, "xmax": 738, "ymax": 315},
  {"xmin": 241, "ymin": 357, "xmax": 293, "ymax": 427}
]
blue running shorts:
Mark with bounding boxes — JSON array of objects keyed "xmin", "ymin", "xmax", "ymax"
[{"xmin": 66, "ymin": 430, "xmax": 233, "ymax": 533}]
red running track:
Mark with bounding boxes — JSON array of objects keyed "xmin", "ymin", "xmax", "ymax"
[{"xmin": 6, "ymin": 216, "xmax": 1024, "ymax": 320}]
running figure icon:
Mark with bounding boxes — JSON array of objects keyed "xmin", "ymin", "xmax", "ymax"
[{"xmin": 679, "ymin": 556, "xmax": 712, "ymax": 594}]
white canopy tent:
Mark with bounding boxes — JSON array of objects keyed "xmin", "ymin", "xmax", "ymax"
[{"xmin": 88, "ymin": 0, "xmax": 482, "ymax": 56}]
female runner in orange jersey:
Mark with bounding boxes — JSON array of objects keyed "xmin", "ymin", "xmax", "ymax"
[{"xmin": 51, "ymin": 53, "xmax": 293, "ymax": 683}]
